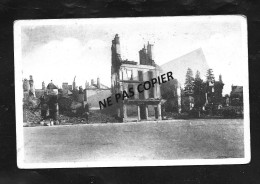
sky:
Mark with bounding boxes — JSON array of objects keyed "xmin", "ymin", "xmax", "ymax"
[{"xmin": 19, "ymin": 16, "xmax": 248, "ymax": 95}]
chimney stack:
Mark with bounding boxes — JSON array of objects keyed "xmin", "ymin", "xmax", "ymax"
[
  {"xmin": 97, "ymin": 77, "xmax": 100, "ymax": 89},
  {"xmin": 42, "ymin": 81, "xmax": 45, "ymax": 90},
  {"xmin": 113, "ymin": 34, "xmax": 121, "ymax": 55},
  {"xmin": 85, "ymin": 80, "xmax": 89, "ymax": 89},
  {"xmin": 147, "ymin": 43, "xmax": 153, "ymax": 59},
  {"xmin": 219, "ymin": 74, "xmax": 222, "ymax": 83},
  {"xmin": 29, "ymin": 75, "xmax": 35, "ymax": 97}
]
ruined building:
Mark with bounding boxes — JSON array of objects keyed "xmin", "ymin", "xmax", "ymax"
[
  {"xmin": 205, "ymin": 74, "xmax": 224, "ymax": 106},
  {"xmin": 111, "ymin": 34, "xmax": 162, "ymax": 121},
  {"xmin": 60, "ymin": 77, "xmax": 111, "ymax": 110},
  {"xmin": 28, "ymin": 75, "xmax": 35, "ymax": 97},
  {"xmin": 62, "ymin": 82, "xmax": 72, "ymax": 96},
  {"xmin": 46, "ymin": 80, "xmax": 58, "ymax": 95},
  {"xmin": 34, "ymin": 81, "xmax": 46, "ymax": 98},
  {"xmin": 23, "ymin": 75, "xmax": 36, "ymax": 99},
  {"xmin": 84, "ymin": 78, "xmax": 111, "ymax": 110},
  {"xmin": 230, "ymin": 85, "xmax": 243, "ymax": 106},
  {"xmin": 139, "ymin": 43, "xmax": 155, "ymax": 66}
]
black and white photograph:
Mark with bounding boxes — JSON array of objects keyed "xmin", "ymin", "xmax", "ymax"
[{"xmin": 14, "ymin": 16, "xmax": 250, "ymax": 168}]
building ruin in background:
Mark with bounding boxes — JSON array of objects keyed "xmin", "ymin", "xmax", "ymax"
[{"xmin": 84, "ymin": 78, "xmax": 111, "ymax": 110}]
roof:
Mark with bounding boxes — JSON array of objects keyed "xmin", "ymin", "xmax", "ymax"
[
  {"xmin": 121, "ymin": 60, "xmax": 137, "ymax": 65},
  {"xmin": 87, "ymin": 85, "xmax": 98, "ymax": 89},
  {"xmin": 86, "ymin": 83, "xmax": 110, "ymax": 90},
  {"xmin": 214, "ymin": 81, "xmax": 224, "ymax": 86},
  {"xmin": 47, "ymin": 82, "xmax": 58, "ymax": 89},
  {"xmin": 86, "ymin": 90, "xmax": 112, "ymax": 108},
  {"xmin": 232, "ymin": 86, "xmax": 243, "ymax": 93},
  {"xmin": 35, "ymin": 89, "xmax": 45, "ymax": 98},
  {"xmin": 100, "ymin": 84, "xmax": 110, "ymax": 89}
]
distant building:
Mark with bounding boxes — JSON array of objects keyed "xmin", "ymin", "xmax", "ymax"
[
  {"xmin": 180, "ymin": 74, "xmax": 224, "ymax": 112},
  {"xmin": 84, "ymin": 78, "xmax": 111, "ymax": 110},
  {"xmin": 111, "ymin": 34, "xmax": 162, "ymax": 121},
  {"xmin": 160, "ymin": 78, "xmax": 181, "ymax": 113},
  {"xmin": 214, "ymin": 76, "xmax": 224, "ymax": 106},
  {"xmin": 46, "ymin": 80, "xmax": 58, "ymax": 95},
  {"xmin": 61, "ymin": 82, "xmax": 73, "ymax": 96},
  {"xmin": 23, "ymin": 75, "xmax": 37, "ymax": 99},
  {"xmin": 160, "ymin": 48, "xmax": 209, "ymax": 113},
  {"xmin": 223, "ymin": 94, "xmax": 230, "ymax": 107},
  {"xmin": 34, "ymin": 81, "xmax": 46, "ymax": 98},
  {"xmin": 205, "ymin": 74, "xmax": 224, "ymax": 107},
  {"xmin": 230, "ymin": 85, "xmax": 243, "ymax": 106},
  {"xmin": 139, "ymin": 43, "xmax": 155, "ymax": 66},
  {"xmin": 181, "ymin": 89, "xmax": 195, "ymax": 112},
  {"xmin": 35, "ymin": 89, "xmax": 45, "ymax": 98}
]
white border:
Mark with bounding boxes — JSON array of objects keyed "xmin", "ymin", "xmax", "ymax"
[{"xmin": 14, "ymin": 15, "xmax": 250, "ymax": 169}]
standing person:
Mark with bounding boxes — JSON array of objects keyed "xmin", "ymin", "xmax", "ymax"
[{"xmin": 38, "ymin": 95, "xmax": 48, "ymax": 121}]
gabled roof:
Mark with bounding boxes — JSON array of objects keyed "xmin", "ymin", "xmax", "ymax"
[{"xmin": 47, "ymin": 83, "xmax": 58, "ymax": 89}]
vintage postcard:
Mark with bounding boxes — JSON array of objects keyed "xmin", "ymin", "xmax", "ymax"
[{"xmin": 14, "ymin": 15, "xmax": 250, "ymax": 168}]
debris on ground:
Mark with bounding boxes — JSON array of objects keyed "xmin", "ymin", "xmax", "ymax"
[{"xmin": 23, "ymin": 106, "xmax": 119, "ymax": 127}]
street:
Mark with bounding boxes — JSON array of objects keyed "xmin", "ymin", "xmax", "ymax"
[{"xmin": 23, "ymin": 119, "xmax": 244, "ymax": 164}]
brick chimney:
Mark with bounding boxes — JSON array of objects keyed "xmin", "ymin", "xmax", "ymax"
[
  {"xmin": 29, "ymin": 75, "xmax": 35, "ymax": 97},
  {"xmin": 97, "ymin": 77, "xmax": 100, "ymax": 89},
  {"xmin": 85, "ymin": 80, "xmax": 89, "ymax": 89}
]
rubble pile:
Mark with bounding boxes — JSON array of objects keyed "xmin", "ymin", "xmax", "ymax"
[
  {"xmin": 23, "ymin": 107, "xmax": 119, "ymax": 127},
  {"xmin": 88, "ymin": 111, "xmax": 120, "ymax": 123},
  {"xmin": 23, "ymin": 108, "xmax": 42, "ymax": 126},
  {"xmin": 23, "ymin": 97, "xmax": 42, "ymax": 126},
  {"xmin": 23, "ymin": 95, "xmax": 119, "ymax": 126},
  {"xmin": 56, "ymin": 110, "xmax": 119, "ymax": 125},
  {"xmin": 58, "ymin": 114, "xmax": 87, "ymax": 125}
]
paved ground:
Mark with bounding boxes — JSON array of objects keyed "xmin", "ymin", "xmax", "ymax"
[{"xmin": 23, "ymin": 119, "xmax": 244, "ymax": 163}]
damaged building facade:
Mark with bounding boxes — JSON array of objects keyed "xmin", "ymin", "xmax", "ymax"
[
  {"xmin": 111, "ymin": 34, "xmax": 162, "ymax": 121},
  {"xmin": 84, "ymin": 78, "xmax": 111, "ymax": 110},
  {"xmin": 23, "ymin": 75, "xmax": 36, "ymax": 98}
]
